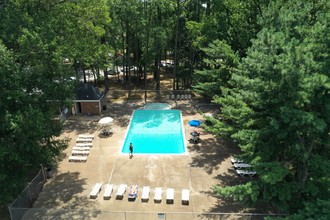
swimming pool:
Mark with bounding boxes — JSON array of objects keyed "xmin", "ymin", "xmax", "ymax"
[{"xmin": 122, "ymin": 109, "xmax": 186, "ymax": 154}]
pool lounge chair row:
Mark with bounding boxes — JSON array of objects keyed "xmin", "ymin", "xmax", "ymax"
[
  {"xmin": 76, "ymin": 137, "xmax": 93, "ymax": 143},
  {"xmin": 236, "ymin": 169, "xmax": 256, "ymax": 177},
  {"xmin": 166, "ymin": 94, "xmax": 192, "ymax": 100},
  {"xmin": 89, "ymin": 183, "xmax": 190, "ymax": 205},
  {"xmin": 231, "ymin": 157, "xmax": 257, "ymax": 177},
  {"xmin": 69, "ymin": 145, "xmax": 92, "ymax": 162},
  {"xmin": 78, "ymin": 134, "xmax": 94, "ymax": 139},
  {"xmin": 76, "ymin": 134, "xmax": 94, "ymax": 143},
  {"xmin": 69, "ymin": 135, "xmax": 94, "ymax": 162}
]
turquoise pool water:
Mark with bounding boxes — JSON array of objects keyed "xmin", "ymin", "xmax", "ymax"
[{"xmin": 122, "ymin": 110, "xmax": 186, "ymax": 154}]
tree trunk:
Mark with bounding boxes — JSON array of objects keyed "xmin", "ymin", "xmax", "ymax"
[
  {"xmin": 296, "ymin": 135, "xmax": 314, "ymax": 199},
  {"xmin": 173, "ymin": 0, "xmax": 180, "ymax": 90},
  {"xmin": 144, "ymin": 0, "xmax": 151, "ymax": 102}
]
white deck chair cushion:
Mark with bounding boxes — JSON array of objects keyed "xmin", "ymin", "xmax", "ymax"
[
  {"xmin": 141, "ymin": 186, "xmax": 150, "ymax": 201},
  {"xmin": 103, "ymin": 184, "xmax": 114, "ymax": 200},
  {"xmin": 154, "ymin": 187, "xmax": 162, "ymax": 201},
  {"xmin": 69, "ymin": 156, "xmax": 87, "ymax": 162},
  {"xmin": 78, "ymin": 134, "xmax": 94, "ymax": 139},
  {"xmin": 89, "ymin": 183, "xmax": 102, "ymax": 199},
  {"xmin": 116, "ymin": 184, "xmax": 127, "ymax": 196},
  {"xmin": 181, "ymin": 189, "xmax": 190, "ymax": 204},
  {"xmin": 166, "ymin": 188, "xmax": 174, "ymax": 203}
]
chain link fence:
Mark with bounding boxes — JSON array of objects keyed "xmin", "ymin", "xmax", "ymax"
[
  {"xmin": 10, "ymin": 208, "xmax": 285, "ymax": 220},
  {"xmin": 8, "ymin": 168, "xmax": 47, "ymax": 220},
  {"xmin": 105, "ymin": 89, "xmax": 219, "ymax": 115},
  {"xmin": 107, "ymin": 89, "xmax": 194, "ymax": 102}
]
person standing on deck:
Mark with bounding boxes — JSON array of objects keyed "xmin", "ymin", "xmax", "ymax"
[{"xmin": 129, "ymin": 143, "xmax": 133, "ymax": 156}]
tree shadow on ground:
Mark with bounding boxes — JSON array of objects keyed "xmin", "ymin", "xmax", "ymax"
[
  {"xmin": 198, "ymin": 189, "xmax": 269, "ymax": 220},
  {"xmin": 194, "ymin": 164, "xmax": 251, "ymax": 214},
  {"xmin": 61, "ymin": 99, "xmax": 142, "ymax": 136},
  {"xmin": 98, "ymin": 132, "xmax": 113, "ymax": 139},
  {"xmin": 183, "ymin": 100, "xmax": 272, "ymax": 217},
  {"xmin": 188, "ymin": 136, "xmax": 239, "ymax": 175},
  {"xmin": 214, "ymin": 167, "xmax": 256, "ymax": 186},
  {"xmin": 198, "ymin": 170, "xmax": 275, "ymax": 218},
  {"xmin": 24, "ymin": 172, "xmax": 101, "ymax": 219},
  {"xmin": 108, "ymin": 102, "xmax": 135, "ymax": 128},
  {"xmin": 62, "ymin": 117, "xmax": 99, "ymax": 134}
]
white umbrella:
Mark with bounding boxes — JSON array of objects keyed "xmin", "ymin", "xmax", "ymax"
[
  {"xmin": 98, "ymin": 117, "xmax": 114, "ymax": 136},
  {"xmin": 98, "ymin": 116, "xmax": 114, "ymax": 125}
]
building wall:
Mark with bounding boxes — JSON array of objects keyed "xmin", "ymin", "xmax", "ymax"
[
  {"xmin": 101, "ymin": 96, "xmax": 108, "ymax": 111},
  {"xmin": 81, "ymin": 102, "xmax": 100, "ymax": 115}
]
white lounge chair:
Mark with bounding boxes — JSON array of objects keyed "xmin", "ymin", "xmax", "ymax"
[
  {"xmin": 154, "ymin": 187, "xmax": 162, "ymax": 203},
  {"xmin": 230, "ymin": 157, "xmax": 244, "ymax": 164},
  {"xmin": 76, "ymin": 143, "xmax": 93, "ymax": 147},
  {"xmin": 78, "ymin": 136, "xmax": 94, "ymax": 140},
  {"xmin": 78, "ymin": 134, "xmax": 94, "ymax": 139},
  {"xmin": 68, "ymin": 156, "xmax": 87, "ymax": 162},
  {"xmin": 236, "ymin": 169, "xmax": 256, "ymax": 177},
  {"xmin": 72, "ymin": 146, "xmax": 91, "ymax": 151},
  {"xmin": 181, "ymin": 189, "xmax": 190, "ymax": 205},
  {"xmin": 166, "ymin": 188, "xmax": 174, "ymax": 204},
  {"xmin": 103, "ymin": 184, "xmax": 114, "ymax": 200},
  {"xmin": 233, "ymin": 163, "xmax": 251, "ymax": 169},
  {"xmin": 71, "ymin": 150, "xmax": 89, "ymax": 156},
  {"xmin": 76, "ymin": 138, "xmax": 93, "ymax": 143},
  {"xmin": 181, "ymin": 94, "xmax": 185, "ymax": 100},
  {"xmin": 89, "ymin": 183, "xmax": 102, "ymax": 199},
  {"xmin": 141, "ymin": 186, "xmax": 150, "ymax": 202},
  {"xmin": 166, "ymin": 94, "xmax": 170, "ymax": 99},
  {"xmin": 171, "ymin": 94, "xmax": 175, "ymax": 100},
  {"xmin": 116, "ymin": 184, "xmax": 127, "ymax": 199}
]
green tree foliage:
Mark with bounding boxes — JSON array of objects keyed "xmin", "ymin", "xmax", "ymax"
[
  {"xmin": 187, "ymin": 0, "xmax": 269, "ymax": 92},
  {"xmin": 107, "ymin": 0, "xmax": 176, "ymax": 89},
  {"xmin": 201, "ymin": 0, "xmax": 269, "ymax": 56},
  {"xmin": 0, "ymin": 42, "xmax": 68, "ymax": 205},
  {"xmin": 210, "ymin": 0, "xmax": 330, "ymax": 214},
  {"xmin": 0, "ymin": 0, "xmax": 111, "ymax": 205},
  {"xmin": 273, "ymin": 199, "xmax": 330, "ymax": 220},
  {"xmin": 194, "ymin": 39, "xmax": 239, "ymax": 99},
  {"xmin": 104, "ymin": 0, "xmax": 267, "ymax": 90}
]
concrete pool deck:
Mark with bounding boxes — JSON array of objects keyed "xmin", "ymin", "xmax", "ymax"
[{"xmin": 26, "ymin": 100, "xmax": 262, "ymax": 219}]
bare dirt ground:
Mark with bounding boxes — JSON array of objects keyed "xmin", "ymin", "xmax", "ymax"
[{"xmin": 21, "ymin": 72, "xmax": 271, "ymax": 219}]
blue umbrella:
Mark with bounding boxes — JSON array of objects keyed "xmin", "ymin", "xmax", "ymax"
[{"xmin": 188, "ymin": 120, "xmax": 201, "ymax": 127}]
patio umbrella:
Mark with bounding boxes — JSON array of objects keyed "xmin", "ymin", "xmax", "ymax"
[
  {"xmin": 98, "ymin": 117, "xmax": 114, "ymax": 135},
  {"xmin": 188, "ymin": 120, "xmax": 201, "ymax": 127},
  {"xmin": 98, "ymin": 116, "xmax": 114, "ymax": 125}
]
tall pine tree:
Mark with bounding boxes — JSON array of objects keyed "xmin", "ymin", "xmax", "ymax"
[{"xmin": 211, "ymin": 0, "xmax": 330, "ymax": 214}]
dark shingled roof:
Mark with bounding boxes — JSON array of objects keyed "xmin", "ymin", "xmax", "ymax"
[{"xmin": 76, "ymin": 83, "xmax": 103, "ymax": 100}]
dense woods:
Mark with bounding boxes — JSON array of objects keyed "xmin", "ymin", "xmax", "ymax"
[
  {"xmin": 0, "ymin": 0, "xmax": 329, "ymax": 218},
  {"xmin": 211, "ymin": 1, "xmax": 330, "ymax": 217}
]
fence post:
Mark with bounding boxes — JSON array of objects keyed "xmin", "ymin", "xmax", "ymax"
[
  {"xmin": 8, "ymin": 204, "xmax": 13, "ymax": 220},
  {"xmin": 40, "ymin": 165, "xmax": 46, "ymax": 183}
]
